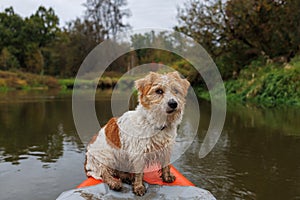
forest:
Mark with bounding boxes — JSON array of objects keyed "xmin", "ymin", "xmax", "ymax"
[{"xmin": 0, "ymin": 0, "xmax": 299, "ymax": 105}]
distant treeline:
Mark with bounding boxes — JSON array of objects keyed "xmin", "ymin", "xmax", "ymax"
[
  {"xmin": 0, "ymin": 0, "xmax": 130, "ymax": 77},
  {"xmin": 0, "ymin": 0, "xmax": 300, "ymax": 81}
]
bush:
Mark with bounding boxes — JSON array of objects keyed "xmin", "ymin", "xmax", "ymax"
[
  {"xmin": 42, "ymin": 76, "xmax": 60, "ymax": 88},
  {"xmin": 225, "ymin": 60, "xmax": 300, "ymax": 105},
  {"xmin": 0, "ymin": 78, "xmax": 7, "ymax": 88},
  {"xmin": 197, "ymin": 58, "xmax": 300, "ymax": 106},
  {"xmin": 0, "ymin": 70, "xmax": 60, "ymax": 90}
]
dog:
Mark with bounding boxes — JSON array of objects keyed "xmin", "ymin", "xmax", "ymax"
[{"xmin": 85, "ymin": 71, "xmax": 190, "ymax": 196}]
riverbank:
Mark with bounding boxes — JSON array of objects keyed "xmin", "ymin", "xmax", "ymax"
[
  {"xmin": 0, "ymin": 70, "xmax": 59, "ymax": 90},
  {"xmin": 198, "ymin": 56, "xmax": 300, "ymax": 107},
  {"xmin": 0, "ymin": 70, "xmax": 121, "ymax": 91},
  {"xmin": 1, "ymin": 56, "xmax": 300, "ymax": 106}
]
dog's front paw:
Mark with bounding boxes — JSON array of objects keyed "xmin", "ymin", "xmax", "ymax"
[
  {"xmin": 162, "ymin": 173, "xmax": 176, "ymax": 183},
  {"xmin": 119, "ymin": 172, "xmax": 134, "ymax": 185},
  {"xmin": 108, "ymin": 179, "xmax": 122, "ymax": 191},
  {"xmin": 133, "ymin": 184, "xmax": 146, "ymax": 196}
]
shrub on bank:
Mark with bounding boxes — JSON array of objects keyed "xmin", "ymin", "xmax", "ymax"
[
  {"xmin": 197, "ymin": 56, "xmax": 300, "ymax": 106},
  {"xmin": 225, "ymin": 57, "xmax": 300, "ymax": 106},
  {"xmin": 0, "ymin": 70, "xmax": 60, "ymax": 90}
]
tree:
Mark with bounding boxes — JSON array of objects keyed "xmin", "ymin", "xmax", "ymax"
[
  {"xmin": 175, "ymin": 0, "xmax": 226, "ymax": 58},
  {"xmin": 0, "ymin": 7, "xmax": 24, "ymax": 60},
  {"xmin": 55, "ymin": 0, "xmax": 132, "ymax": 77},
  {"xmin": 83, "ymin": 0, "xmax": 131, "ymax": 40},
  {"xmin": 21, "ymin": 6, "xmax": 60, "ymax": 73},
  {"xmin": 0, "ymin": 48, "xmax": 20, "ymax": 70},
  {"xmin": 225, "ymin": 0, "xmax": 300, "ymax": 61},
  {"xmin": 131, "ymin": 31, "xmax": 181, "ymax": 65},
  {"xmin": 176, "ymin": 0, "xmax": 300, "ymax": 79},
  {"xmin": 24, "ymin": 45, "xmax": 44, "ymax": 73},
  {"xmin": 61, "ymin": 18, "xmax": 100, "ymax": 76},
  {"xmin": 23, "ymin": 6, "xmax": 60, "ymax": 48},
  {"xmin": 0, "ymin": 6, "xmax": 60, "ymax": 73},
  {"xmin": 0, "ymin": 3, "xmax": 132, "ymax": 77}
]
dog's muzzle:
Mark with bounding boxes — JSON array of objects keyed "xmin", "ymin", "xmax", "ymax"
[{"xmin": 166, "ymin": 99, "xmax": 178, "ymax": 114}]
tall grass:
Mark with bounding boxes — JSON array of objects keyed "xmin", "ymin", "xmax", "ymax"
[{"xmin": 197, "ymin": 56, "xmax": 300, "ymax": 106}]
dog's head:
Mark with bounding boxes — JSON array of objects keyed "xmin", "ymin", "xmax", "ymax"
[{"xmin": 135, "ymin": 71, "xmax": 190, "ymax": 118}]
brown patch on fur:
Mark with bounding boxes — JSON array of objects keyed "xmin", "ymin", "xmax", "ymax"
[
  {"xmin": 105, "ymin": 118, "xmax": 121, "ymax": 149},
  {"xmin": 135, "ymin": 73, "xmax": 158, "ymax": 109},
  {"xmin": 139, "ymin": 84, "xmax": 152, "ymax": 109}
]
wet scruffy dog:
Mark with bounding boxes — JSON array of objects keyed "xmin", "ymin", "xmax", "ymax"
[{"xmin": 85, "ymin": 71, "xmax": 190, "ymax": 196}]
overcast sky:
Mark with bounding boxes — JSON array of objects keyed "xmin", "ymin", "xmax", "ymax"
[{"xmin": 0, "ymin": 0, "xmax": 186, "ymax": 29}]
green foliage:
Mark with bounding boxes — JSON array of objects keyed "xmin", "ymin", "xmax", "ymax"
[
  {"xmin": 0, "ymin": 7, "xmax": 24, "ymax": 62},
  {"xmin": 58, "ymin": 76, "xmax": 119, "ymax": 90},
  {"xmin": 0, "ymin": 3, "xmax": 130, "ymax": 78},
  {"xmin": 0, "ymin": 6, "xmax": 60, "ymax": 74},
  {"xmin": 176, "ymin": 0, "xmax": 300, "ymax": 78},
  {"xmin": 225, "ymin": 0, "xmax": 300, "ymax": 60},
  {"xmin": 175, "ymin": 0, "xmax": 225, "ymax": 58},
  {"xmin": 196, "ymin": 56, "xmax": 300, "ymax": 106},
  {"xmin": 0, "ymin": 48, "xmax": 20, "ymax": 69},
  {"xmin": 289, "ymin": 56, "xmax": 300, "ymax": 68},
  {"xmin": 24, "ymin": 47, "xmax": 44, "ymax": 73},
  {"xmin": 130, "ymin": 31, "xmax": 182, "ymax": 65},
  {"xmin": 223, "ymin": 58, "xmax": 300, "ymax": 106},
  {"xmin": 23, "ymin": 6, "xmax": 60, "ymax": 47}
]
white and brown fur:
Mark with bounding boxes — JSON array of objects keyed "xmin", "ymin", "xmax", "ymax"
[{"xmin": 85, "ymin": 71, "xmax": 190, "ymax": 196}]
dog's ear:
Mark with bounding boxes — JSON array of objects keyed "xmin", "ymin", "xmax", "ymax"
[
  {"xmin": 135, "ymin": 72, "xmax": 158, "ymax": 92},
  {"xmin": 169, "ymin": 71, "xmax": 190, "ymax": 96},
  {"xmin": 135, "ymin": 72, "xmax": 159, "ymax": 108},
  {"xmin": 180, "ymin": 77, "xmax": 190, "ymax": 96},
  {"xmin": 169, "ymin": 71, "xmax": 182, "ymax": 79},
  {"xmin": 135, "ymin": 78, "xmax": 146, "ymax": 92}
]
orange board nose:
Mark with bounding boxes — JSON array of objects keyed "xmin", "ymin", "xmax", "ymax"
[{"xmin": 77, "ymin": 165, "xmax": 194, "ymax": 188}]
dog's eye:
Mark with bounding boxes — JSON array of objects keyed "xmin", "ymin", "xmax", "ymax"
[
  {"xmin": 155, "ymin": 89, "xmax": 164, "ymax": 95},
  {"xmin": 174, "ymin": 88, "xmax": 179, "ymax": 94}
]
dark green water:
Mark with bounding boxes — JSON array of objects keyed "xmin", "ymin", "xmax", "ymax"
[{"xmin": 0, "ymin": 90, "xmax": 299, "ymax": 200}]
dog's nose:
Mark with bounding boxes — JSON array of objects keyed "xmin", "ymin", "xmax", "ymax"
[{"xmin": 168, "ymin": 99, "xmax": 178, "ymax": 109}]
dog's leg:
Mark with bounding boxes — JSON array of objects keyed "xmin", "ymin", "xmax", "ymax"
[
  {"xmin": 161, "ymin": 165, "xmax": 176, "ymax": 183},
  {"xmin": 133, "ymin": 173, "xmax": 146, "ymax": 196},
  {"xmin": 160, "ymin": 150, "xmax": 176, "ymax": 183},
  {"xmin": 102, "ymin": 166, "xmax": 122, "ymax": 191},
  {"xmin": 118, "ymin": 171, "xmax": 134, "ymax": 185}
]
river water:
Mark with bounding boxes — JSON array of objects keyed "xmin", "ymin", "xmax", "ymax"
[{"xmin": 0, "ymin": 90, "xmax": 299, "ymax": 200}]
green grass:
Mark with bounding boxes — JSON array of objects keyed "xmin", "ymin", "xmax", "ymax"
[
  {"xmin": 196, "ymin": 56, "xmax": 300, "ymax": 106},
  {"xmin": 58, "ymin": 76, "xmax": 120, "ymax": 90}
]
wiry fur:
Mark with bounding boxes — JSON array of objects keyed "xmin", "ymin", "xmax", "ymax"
[{"xmin": 85, "ymin": 71, "xmax": 190, "ymax": 196}]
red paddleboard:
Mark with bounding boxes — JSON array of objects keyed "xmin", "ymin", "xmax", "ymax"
[{"xmin": 77, "ymin": 165, "xmax": 194, "ymax": 188}]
